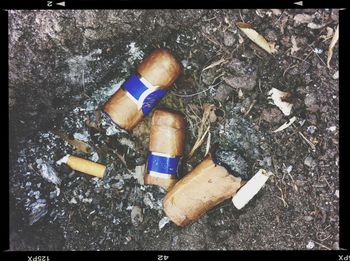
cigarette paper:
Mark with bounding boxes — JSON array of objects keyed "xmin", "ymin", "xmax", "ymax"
[
  {"xmin": 63, "ymin": 155, "xmax": 106, "ymax": 178},
  {"xmin": 232, "ymin": 169, "xmax": 270, "ymax": 210}
]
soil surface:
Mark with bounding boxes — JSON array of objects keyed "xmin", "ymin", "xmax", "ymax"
[{"xmin": 9, "ymin": 9, "xmax": 339, "ymax": 250}]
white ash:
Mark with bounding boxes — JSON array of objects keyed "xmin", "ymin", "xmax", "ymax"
[
  {"xmin": 27, "ymin": 199, "xmax": 48, "ymax": 225},
  {"xmin": 73, "ymin": 131, "xmax": 90, "ymax": 142},
  {"xmin": 143, "ymin": 192, "xmax": 163, "ymax": 210},
  {"xmin": 307, "ymin": 126, "xmax": 317, "ymax": 134},
  {"xmin": 37, "ymin": 161, "xmax": 61, "ymax": 185},
  {"xmin": 90, "ymin": 152, "xmax": 99, "ymax": 162},
  {"xmin": 127, "ymin": 42, "xmax": 144, "ymax": 63},
  {"xmin": 50, "ymin": 186, "xmax": 61, "ymax": 199},
  {"xmin": 69, "ymin": 197, "xmax": 78, "ymax": 204}
]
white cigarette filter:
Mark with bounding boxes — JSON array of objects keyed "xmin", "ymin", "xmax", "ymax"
[
  {"xmin": 57, "ymin": 154, "xmax": 106, "ymax": 178},
  {"xmin": 232, "ymin": 169, "xmax": 271, "ymax": 210}
]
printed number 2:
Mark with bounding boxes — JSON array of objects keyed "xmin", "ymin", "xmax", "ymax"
[{"xmin": 47, "ymin": 1, "xmax": 53, "ymax": 7}]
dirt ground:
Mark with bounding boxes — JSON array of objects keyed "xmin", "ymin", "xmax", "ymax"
[{"xmin": 9, "ymin": 9, "xmax": 340, "ymax": 250}]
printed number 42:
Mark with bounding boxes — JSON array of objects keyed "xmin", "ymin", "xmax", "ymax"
[{"xmin": 158, "ymin": 255, "xmax": 169, "ymax": 261}]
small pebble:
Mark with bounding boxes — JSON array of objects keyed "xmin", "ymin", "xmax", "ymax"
[{"xmin": 304, "ymin": 156, "xmax": 316, "ymax": 168}]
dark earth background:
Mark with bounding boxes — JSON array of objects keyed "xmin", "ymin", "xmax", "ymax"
[{"xmin": 9, "ymin": 9, "xmax": 339, "ymax": 250}]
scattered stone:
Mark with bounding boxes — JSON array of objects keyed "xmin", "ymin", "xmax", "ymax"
[
  {"xmin": 223, "ymin": 32, "xmax": 235, "ymax": 46},
  {"xmin": 224, "ymin": 76, "xmax": 256, "ymax": 91},
  {"xmin": 304, "ymin": 156, "xmax": 317, "ymax": 168},
  {"xmin": 131, "ymin": 206, "xmax": 143, "ymax": 227},
  {"xmin": 304, "ymin": 216, "xmax": 313, "ymax": 222},
  {"xmin": 261, "ymin": 108, "xmax": 283, "ymax": 123},
  {"xmin": 214, "ymin": 84, "xmax": 234, "ymax": 102}
]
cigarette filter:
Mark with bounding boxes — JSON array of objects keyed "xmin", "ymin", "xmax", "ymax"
[
  {"xmin": 163, "ymin": 155, "xmax": 243, "ymax": 226},
  {"xmin": 232, "ymin": 169, "xmax": 270, "ymax": 210},
  {"xmin": 144, "ymin": 109, "xmax": 186, "ymax": 190},
  {"xmin": 59, "ymin": 155, "xmax": 106, "ymax": 178},
  {"xmin": 103, "ymin": 48, "xmax": 181, "ymax": 130}
]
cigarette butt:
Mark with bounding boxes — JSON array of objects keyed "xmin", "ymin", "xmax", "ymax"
[
  {"xmin": 232, "ymin": 169, "xmax": 270, "ymax": 210},
  {"xmin": 103, "ymin": 48, "xmax": 181, "ymax": 130},
  {"xmin": 65, "ymin": 155, "xmax": 106, "ymax": 178},
  {"xmin": 163, "ymin": 155, "xmax": 242, "ymax": 226},
  {"xmin": 145, "ymin": 109, "xmax": 186, "ymax": 190}
]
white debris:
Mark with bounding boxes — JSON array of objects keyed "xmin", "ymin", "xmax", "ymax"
[
  {"xmin": 335, "ymin": 190, "xmax": 339, "ymax": 198},
  {"xmin": 28, "ymin": 199, "xmax": 48, "ymax": 225},
  {"xmin": 306, "ymin": 240, "xmax": 315, "ymax": 249},
  {"xmin": 90, "ymin": 152, "xmax": 99, "ymax": 162},
  {"xmin": 272, "ymin": 116, "xmax": 297, "ymax": 133},
  {"xmin": 127, "ymin": 42, "xmax": 144, "ymax": 63},
  {"xmin": 56, "ymin": 154, "xmax": 70, "ymax": 165},
  {"xmin": 82, "ymin": 198, "xmax": 93, "ymax": 203},
  {"xmin": 158, "ymin": 217, "xmax": 170, "ymax": 230},
  {"xmin": 294, "ymin": 14, "xmax": 313, "ymax": 24},
  {"xmin": 327, "ymin": 126, "xmax": 337, "ymax": 132},
  {"xmin": 307, "ymin": 125, "xmax": 317, "ymax": 134},
  {"xmin": 69, "ymin": 197, "xmax": 77, "ymax": 204},
  {"xmin": 37, "ymin": 162, "xmax": 61, "ymax": 185},
  {"xmin": 332, "ymin": 71, "xmax": 339, "ymax": 80},
  {"xmin": 133, "ymin": 165, "xmax": 145, "ymax": 185},
  {"xmin": 106, "ymin": 124, "xmax": 119, "ymax": 136},
  {"xmin": 50, "ymin": 186, "xmax": 61, "ymax": 199},
  {"xmin": 268, "ymin": 88, "xmax": 293, "ymax": 116},
  {"xmin": 313, "ymin": 48, "xmax": 323, "ymax": 54},
  {"xmin": 232, "ymin": 169, "xmax": 271, "ymax": 210}
]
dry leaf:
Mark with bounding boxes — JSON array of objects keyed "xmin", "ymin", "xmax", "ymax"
[
  {"xmin": 327, "ymin": 24, "xmax": 339, "ymax": 69},
  {"xmin": 236, "ymin": 22, "xmax": 277, "ymax": 54},
  {"xmin": 271, "ymin": 9, "xmax": 282, "ymax": 16},
  {"xmin": 56, "ymin": 131, "xmax": 92, "ymax": 153},
  {"xmin": 290, "ymin": 36, "xmax": 300, "ymax": 55},
  {"xmin": 268, "ymin": 88, "xmax": 293, "ymax": 116},
  {"xmin": 307, "ymin": 22, "xmax": 325, "ymax": 29},
  {"xmin": 293, "ymin": 14, "xmax": 313, "ymax": 24},
  {"xmin": 272, "ymin": 116, "xmax": 297, "ymax": 133},
  {"xmin": 320, "ymin": 27, "xmax": 334, "ymax": 41}
]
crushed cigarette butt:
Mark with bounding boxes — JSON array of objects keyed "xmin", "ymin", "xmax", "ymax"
[{"xmin": 232, "ymin": 169, "xmax": 271, "ymax": 210}]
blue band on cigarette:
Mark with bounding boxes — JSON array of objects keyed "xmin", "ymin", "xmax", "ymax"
[
  {"xmin": 123, "ymin": 74, "xmax": 148, "ymax": 100},
  {"xmin": 141, "ymin": 89, "xmax": 167, "ymax": 116},
  {"xmin": 147, "ymin": 153, "xmax": 180, "ymax": 176},
  {"xmin": 123, "ymin": 74, "xmax": 168, "ymax": 116}
]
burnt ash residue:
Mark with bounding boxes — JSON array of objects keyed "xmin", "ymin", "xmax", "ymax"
[{"xmin": 212, "ymin": 149, "xmax": 250, "ymax": 180}]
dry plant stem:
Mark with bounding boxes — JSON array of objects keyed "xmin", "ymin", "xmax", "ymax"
[{"xmin": 298, "ymin": 131, "xmax": 316, "ymax": 151}]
